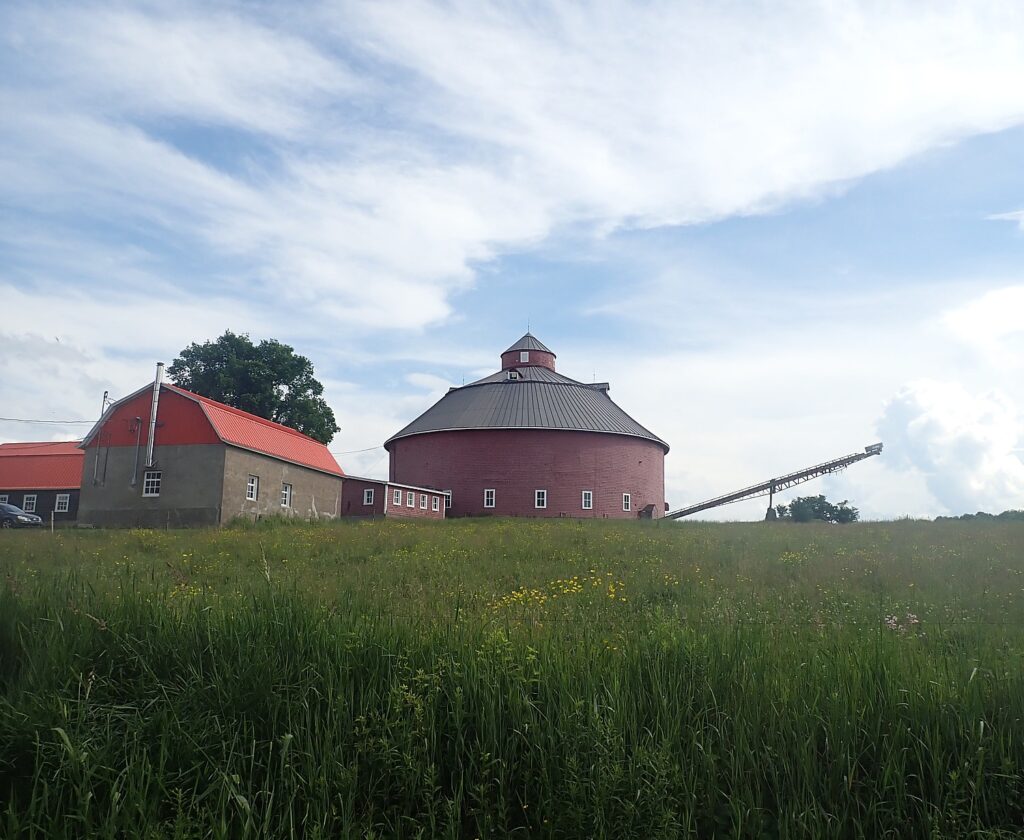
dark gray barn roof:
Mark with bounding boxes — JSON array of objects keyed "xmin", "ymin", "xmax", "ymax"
[
  {"xmin": 385, "ymin": 366, "xmax": 668, "ymax": 451},
  {"xmin": 503, "ymin": 333, "xmax": 555, "ymax": 355}
]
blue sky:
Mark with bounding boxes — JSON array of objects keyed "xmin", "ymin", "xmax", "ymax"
[{"xmin": 2, "ymin": 1, "xmax": 1023, "ymax": 518}]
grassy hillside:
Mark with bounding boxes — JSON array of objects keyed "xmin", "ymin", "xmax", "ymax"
[{"xmin": 1, "ymin": 519, "xmax": 1023, "ymax": 838}]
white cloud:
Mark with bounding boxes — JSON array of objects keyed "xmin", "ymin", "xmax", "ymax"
[
  {"xmin": 7, "ymin": 1, "xmax": 1024, "ymax": 335},
  {"xmin": 943, "ymin": 284, "xmax": 1024, "ymax": 367},
  {"xmin": 877, "ymin": 380, "xmax": 1024, "ymax": 514}
]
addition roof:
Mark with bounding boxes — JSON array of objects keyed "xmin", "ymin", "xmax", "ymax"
[{"xmin": 0, "ymin": 440, "xmax": 84, "ymax": 490}]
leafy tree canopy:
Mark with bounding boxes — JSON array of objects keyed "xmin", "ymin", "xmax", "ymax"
[
  {"xmin": 935, "ymin": 509, "xmax": 1024, "ymax": 522},
  {"xmin": 774, "ymin": 495, "xmax": 859, "ymax": 524},
  {"xmin": 168, "ymin": 331, "xmax": 339, "ymax": 444}
]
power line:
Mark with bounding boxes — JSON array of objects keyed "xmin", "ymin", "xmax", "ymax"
[
  {"xmin": 330, "ymin": 445, "xmax": 384, "ymax": 456},
  {"xmin": 0, "ymin": 417, "xmax": 95, "ymax": 425}
]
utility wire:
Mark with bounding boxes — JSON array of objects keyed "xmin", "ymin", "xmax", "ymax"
[
  {"xmin": 330, "ymin": 445, "xmax": 384, "ymax": 456},
  {"xmin": 0, "ymin": 417, "xmax": 95, "ymax": 425}
]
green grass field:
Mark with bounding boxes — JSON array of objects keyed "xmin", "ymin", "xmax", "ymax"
[{"xmin": 2, "ymin": 518, "xmax": 1023, "ymax": 838}]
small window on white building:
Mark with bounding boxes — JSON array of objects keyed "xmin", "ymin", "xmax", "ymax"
[
  {"xmin": 246, "ymin": 475, "xmax": 259, "ymax": 501},
  {"xmin": 281, "ymin": 483, "xmax": 292, "ymax": 507},
  {"xmin": 444, "ymin": 491, "xmax": 452, "ymax": 510},
  {"xmin": 142, "ymin": 472, "xmax": 161, "ymax": 497},
  {"xmin": 432, "ymin": 496, "xmax": 440, "ymax": 512},
  {"xmin": 484, "ymin": 488, "xmax": 495, "ymax": 508},
  {"xmin": 622, "ymin": 493, "xmax": 631, "ymax": 512},
  {"xmin": 520, "ymin": 351, "xmax": 529, "ymax": 362},
  {"xmin": 420, "ymin": 493, "xmax": 428, "ymax": 509},
  {"xmin": 363, "ymin": 488, "xmax": 375, "ymax": 506},
  {"xmin": 407, "ymin": 491, "xmax": 415, "ymax": 508},
  {"xmin": 535, "ymin": 489, "xmax": 547, "ymax": 509},
  {"xmin": 55, "ymin": 494, "xmax": 70, "ymax": 513},
  {"xmin": 393, "ymin": 488, "xmax": 402, "ymax": 505},
  {"xmin": 22, "ymin": 494, "xmax": 37, "ymax": 512},
  {"xmin": 582, "ymin": 490, "xmax": 593, "ymax": 510}
]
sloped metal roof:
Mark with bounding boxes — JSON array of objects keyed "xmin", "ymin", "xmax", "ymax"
[
  {"xmin": 0, "ymin": 441, "xmax": 84, "ymax": 490},
  {"xmin": 503, "ymin": 333, "xmax": 555, "ymax": 355},
  {"xmin": 385, "ymin": 368, "xmax": 668, "ymax": 451}
]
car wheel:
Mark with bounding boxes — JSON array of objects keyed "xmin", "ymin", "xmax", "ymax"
[{"xmin": 0, "ymin": 520, "xmax": 12, "ymax": 528}]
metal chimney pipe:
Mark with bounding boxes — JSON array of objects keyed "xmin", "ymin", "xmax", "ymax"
[{"xmin": 145, "ymin": 362, "xmax": 164, "ymax": 468}]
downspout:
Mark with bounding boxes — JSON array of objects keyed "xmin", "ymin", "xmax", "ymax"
[
  {"xmin": 145, "ymin": 362, "xmax": 164, "ymax": 468},
  {"xmin": 130, "ymin": 417, "xmax": 143, "ymax": 486}
]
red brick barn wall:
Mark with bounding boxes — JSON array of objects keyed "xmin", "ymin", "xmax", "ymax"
[
  {"xmin": 389, "ymin": 429, "xmax": 665, "ymax": 519},
  {"xmin": 340, "ymin": 479, "xmax": 386, "ymax": 517},
  {"xmin": 500, "ymin": 350, "xmax": 556, "ymax": 371},
  {"xmin": 386, "ymin": 484, "xmax": 446, "ymax": 519}
]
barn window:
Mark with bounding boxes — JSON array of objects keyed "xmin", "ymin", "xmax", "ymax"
[
  {"xmin": 393, "ymin": 488, "xmax": 402, "ymax": 505},
  {"xmin": 582, "ymin": 490, "xmax": 593, "ymax": 510},
  {"xmin": 432, "ymin": 496, "xmax": 440, "ymax": 512},
  {"xmin": 246, "ymin": 475, "xmax": 259, "ymax": 501},
  {"xmin": 520, "ymin": 351, "xmax": 529, "ymax": 363},
  {"xmin": 622, "ymin": 493, "xmax": 631, "ymax": 512},
  {"xmin": 55, "ymin": 494, "xmax": 70, "ymax": 513},
  {"xmin": 363, "ymin": 488, "xmax": 375, "ymax": 506},
  {"xmin": 22, "ymin": 494, "xmax": 37, "ymax": 512},
  {"xmin": 407, "ymin": 491, "xmax": 415, "ymax": 507},
  {"xmin": 142, "ymin": 472, "xmax": 161, "ymax": 497},
  {"xmin": 0, "ymin": 495, "xmax": 7, "ymax": 503},
  {"xmin": 507, "ymin": 370, "xmax": 520, "ymax": 380},
  {"xmin": 281, "ymin": 484, "xmax": 292, "ymax": 507},
  {"xmin": 443, "ymin": 491, "xmax": 452, "ymax": 510},
  {"xmin": 535, "ymin": 489, "xmax": 547, "ymax": 509},
  {"xmin": 483, "ymin": 488, "xmax": 495, "ymax": 508},
  {"xmin": 420, "ymin": 493, "xmax": 428, "ymax": 509}
]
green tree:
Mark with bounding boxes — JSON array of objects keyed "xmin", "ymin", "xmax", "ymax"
[
  {"xmin": 775, "ymin": 495, "xmax": 859, "ymax": 524},
  {"xmin": 168, "ymin": 331, "xmax": 339, "ymax": 444}
]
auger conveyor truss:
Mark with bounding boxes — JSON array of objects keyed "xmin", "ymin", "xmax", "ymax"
[{"xmin": 664, "ymin": 443, "xmax": 883, "ymax": 520}]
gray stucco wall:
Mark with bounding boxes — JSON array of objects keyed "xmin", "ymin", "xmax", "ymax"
[
  {"xmin": 78, "ymin": 444, "xmax": 226, "ymax": 528},
  {"xmin": 220, "ymin": 447, "xmax": 342, "ymax": 524}
]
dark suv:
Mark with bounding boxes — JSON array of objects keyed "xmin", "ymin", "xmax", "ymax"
[{"xmin": 0, "ymin": 503, "xmax": 43, "ymax": 528}]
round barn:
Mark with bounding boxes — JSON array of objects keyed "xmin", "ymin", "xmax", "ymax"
[{"xmin": 384, "ymin": 334, "xmax": 669, "ymax": 518}]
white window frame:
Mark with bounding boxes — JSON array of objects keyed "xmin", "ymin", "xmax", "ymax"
[
  {"xmin": 0, "ymin": 495, "xmax": 7, "ymax": 504},
  {"xmin": 444, "ymin": 491, "xmax": 452, "ymax": 510},
  {"xmin": 363, "ymin": 488, "xmax": 375, "ymax": 506},
  {"xmin": 142, "ymin": 472, "xmax": 161, "ymax": 498},
  {"xmin": 535, "ymin": 489, "xmax": 547, "ymax": 509},
  {"xmin": 507, "ymin": 370, "xmax": 520, "ymax": 380},
  {"xmin": 432, "ymin": 496, "xmax": 440, "ymax": 512},
  {"xmin": 393, "ymin": 488, "xmax": 402, "ymax": 505},
  {"xmin": 420, "ymin": 493, "xmax": 428, "ymax": 509},
  {"xmin": 582, "ymin": 490, "xmax": 593, "ymax": 510},
  {"xmin": 281, "ymin": 483, "xmax": 292, "ymax": 508},
  {"xmin": 622, "ymin": 493, "xmax": 631, "ymax": 512},
  {"xmin": 246, "ymin": 475, "xmax": 259, "ymax": 501},
  {"xmin": 55, "ymin": 494, "xmax": 70, "ymax": 513},
  {"xmin": 483, "ymin": 488, "xmax": 496, "ymax": 508},
  {"xmin": 22, "ymin": 494, "xmax": 37, "ymax": 512},
  {"xmin": 520, "ymin": 351, "xmax": 529, "ymax": 362},
  {"xmin": 407, "ymin": 491, "xmax": 415, "ymax": 508}
]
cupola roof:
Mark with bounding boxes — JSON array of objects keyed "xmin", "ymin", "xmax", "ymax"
[{"xmin": 502, "ymin": 333, "xmax": 555, "ymax": 356}]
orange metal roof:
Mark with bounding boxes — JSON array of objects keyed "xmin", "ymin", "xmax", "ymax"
[
  {"xmin": 0, "ymin": 441, "xmax": 84, "ymax": 490},
  {"xmin": 163, "ymin": 384, "xmax": 344, "ymax": 476}
]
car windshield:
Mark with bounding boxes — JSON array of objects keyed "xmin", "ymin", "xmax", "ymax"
[{"xmin": 0, "ymin": 503, "xmax": 26, "ymax": 514}]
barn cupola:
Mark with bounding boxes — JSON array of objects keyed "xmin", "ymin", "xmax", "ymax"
[{"xmin": 500, "ymin": 333, "xmax": 556, "ymax": 372}]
